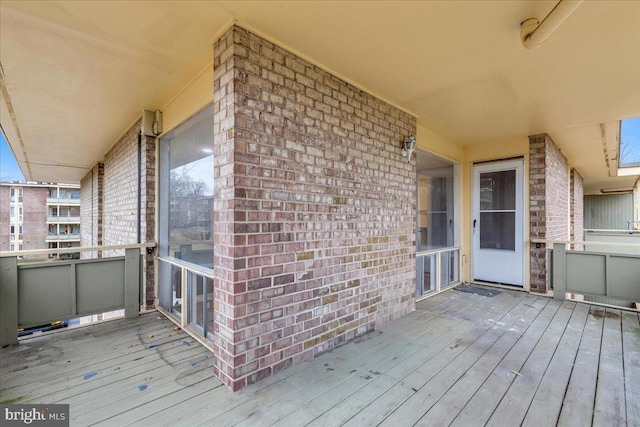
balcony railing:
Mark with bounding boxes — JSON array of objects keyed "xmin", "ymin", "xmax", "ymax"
[
  {"xmin": 534, "ymin": 236, "xmax": 640, "ymax": 309},
  {"xmin": 46, "ymin": 197, "xmax": 81, "ymax": 205},
  {"xmin": 46, "ymin": 233, "xmax": 81, "ymax": 242},
  {"xmin": 47, "ymin": 216, "xmax": 81, "ymax": 224},
  {"xmin": 0, "ymin": 242, "xmax": 156, "ymax": 346}
]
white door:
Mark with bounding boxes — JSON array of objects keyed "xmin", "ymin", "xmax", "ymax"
[{"xmin": 472, "ymin": 159, "xmax": 525, "ymax": 286}]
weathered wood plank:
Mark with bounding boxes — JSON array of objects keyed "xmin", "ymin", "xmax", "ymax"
[
  {"xmin": 241, "ymin": 308, "xmax": 479, "ymax": 427},
  {"xmin": 414, "ymin": 296, "xmax": 549, "ymax": 426},
  {"xmin": 0, "ymin": 314, "xmax": 174, "ymax": 377},
  {"xmin": 135, "ymin": 290, "xmax": 487, "ymax": 426},
  {"xmin": 555, "ymin": 305, "xmax": 604, "ymax": 427},
  {"xmin": 93, "ymin": 377, "xmax": 224, "ymax": 426},
  {"xmin": 134, "ymin": 325, "xmax": 409, "ymax": 426},
  {"xmin": 0, "ymin": 313, "xmax": 161, "ymax": 368},
  {"xmin": 593, "ymin": 309, "xmax": 627, "ymax": 426},
  {"xmin": 450, "ymin": 299, "xmax": 563, "ymax": 427},
  {"xmin": 485, "ymin": 301, "xmax": 575, "ymax": 426},
  {"xmin": 71, "ymin": 355, "xmax": 216, "ymax": 425},
  {"xmin": 381, "ymin": 294, "xmax": 541, "ymax": 426},
  {"xmin": 1, "ymin": 288, "xmax": 636, "ymax": 427},
  {"xmin": 622, "ymin": 311, "xmax": 640, "ymax": 426},
  {"xmin": 330, "ymin": 292, "xmax": 527, "ymax": 427},
  {"xmin": 521, "ymin": 302, "xmax": 590, "ymax": 426},
  {"xmin": 49, "ymin": 345, "xmax": 209, "ymax": 408},
  {"xmin": 277, "ymin": 292, "xmax": 525, "ymax": 427},
  {"xmin": 1, "ymin": 323, "xmax": 196, "ymax": 398},
  {"xmin": 194, "ymin": 299, "xmax": 486, "ymax": 427}
]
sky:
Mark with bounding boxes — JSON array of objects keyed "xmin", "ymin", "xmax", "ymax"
[
  {"xmin": 0, "ymin": 131, "xmax": 25, "ymax": 181},
  {"xmin": 621, "ymin": 117, "xmax": 640, "ymax": 166}
]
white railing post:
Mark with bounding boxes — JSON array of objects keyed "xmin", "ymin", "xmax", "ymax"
[
  {"xmin": 435, "ymin": 251, "xmax": 442, "ymax": 292},
  {"xmin": 181, "ymin": 267, "xmax": 189, "ymax": 328}
]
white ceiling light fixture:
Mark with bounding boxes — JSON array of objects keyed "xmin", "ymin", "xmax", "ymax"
[
  {"xmin": 520, "ymin": 0, "xmax": 584, "ymax": 49},
  {"xmin": 600, "ymin": 187, "xmax": 633, "ymax": 194}
]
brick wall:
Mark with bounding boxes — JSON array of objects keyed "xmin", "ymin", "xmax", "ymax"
[
  {"xmin": 570, "ymin": 169, "xmax": 584, "ymax": 249},
  {"xmin": 212, "ymin": 26, "xmax": 417, "ymax": 390},
  {"xmin": 103, "ymin": 124, "xmax": 140, "ymax": 253},
  {"xmin": 22, "ymin": 187, "xmax": 49, "ymax": 252},
  {"xmin": 80, "ymin": 163, "xmax": 104, "ymax": 258},
  {"xmin": 529, "ymin": 133, "xmax": 570, "ymax": 292},
  {"xmin": 92, "ymin": 122, "xmax": 156, "ymax": 307}
]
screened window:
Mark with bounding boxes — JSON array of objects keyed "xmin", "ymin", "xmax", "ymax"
[
  {"xmin": 416, "ymin": 150, "xmax": 460, "ymax": 298},
  {"xmin": 159, "ymin": 105, "xmax": 214, "ymax": 268},
  {"xmin": 417, "ymin": 154, "xmax": 455, "ymax": 251}
]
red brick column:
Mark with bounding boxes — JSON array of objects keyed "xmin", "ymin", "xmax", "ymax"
[
  {"xmin": 212, "ymin": 25, "xmax": 417, "ymax": 390},
  {"xmin": 80, "ymin": 163, "xmax": 104, "ymax": 258},
  {"xmin": 570, "ymin": 169, "xmax": 584, "ymax": 250},
  {"xmin": 529, "ymin": 133, "xmax": 570, "ymax": 292}
]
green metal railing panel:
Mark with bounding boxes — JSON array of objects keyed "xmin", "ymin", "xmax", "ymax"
[
  {"xmin": 0, "ymin": 257, "xmax": 19, "ymax": 345},
  {"xmin": 0, "ymin": 251, "xmax": 142, "ymax": 346},
  {"xmin": 566, "ymin": 252, "xmax": 606, "ymax": 296},
  {"xmin": 608, "ymin": 256, "xmax": 640, "ymax": 301},
  {"xmin": 76, "ymin": 258, "xmax": 126, "ymax": 317},
  {"xmin": 18, "ymin": 263, "xmax": 75, "ymax": 328},
  {"xmin": 552, "ymin": 243, "xmax": 640, "ymax": 305}
]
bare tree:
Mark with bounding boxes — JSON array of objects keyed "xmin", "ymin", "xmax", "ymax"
[
  {"xmin": 620, "ymin": 139, "xmax": 640, "ymax": 165},
  {"xmin": 170, "ymin": 166, "xmax": 209, "ymax": 197}
]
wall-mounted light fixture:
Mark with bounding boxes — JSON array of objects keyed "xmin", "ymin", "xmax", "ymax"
[
  {"xmin": 600, "ymin": 187, "xmax": 633, "ymax": 194},
  {"xmin": 401, "ymin": 136, "xmax": 417, "ymax": 161},
  {"xmin": 141, "ymin": 109, "xmax": 163, "ymax": 137}
]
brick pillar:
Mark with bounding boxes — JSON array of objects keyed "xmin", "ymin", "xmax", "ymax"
[
  {"xmin": 141, "ymin": 137, "xmax": 156, "ymax": 308},
  {"xmin": 97, "ymin": 121, "xmax": 156, "ymax": 308},
  {"xmin": 529, "ymin": 133, "xmax": 570, "ymax": 292},
  {"xmin": 80, "ymin": 163, "xmax": 104, "ymax": 259},
  {"xmin": 570, "ymin": 169, "xmax": 584, "ymax": 250},
  {"xmin": 212, "ymin": 25, "xmax": 417, "ymax": 391},
  {"xmin": 212, "ymin": 27, "xmax": 240, "ymax": 390}
]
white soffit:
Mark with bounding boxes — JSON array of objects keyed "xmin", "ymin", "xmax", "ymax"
[{"xmin": 0, "ymin": 1, "xmax": 639, "ymax": 182}]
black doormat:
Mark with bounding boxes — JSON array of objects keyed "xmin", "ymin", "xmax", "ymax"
[{"xmin": 454, "ymin": 284, "xmax": 502, "ymax": 298}]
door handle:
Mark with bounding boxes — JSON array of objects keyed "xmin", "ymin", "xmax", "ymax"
[{"xmin": 473, "ymin": 219, "xmax": 477, "ymax": 229}]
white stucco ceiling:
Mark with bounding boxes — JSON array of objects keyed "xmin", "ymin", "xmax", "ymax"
[{"xmin": 0, "ymin": 1, "xmax": 639, "ymax": 187}]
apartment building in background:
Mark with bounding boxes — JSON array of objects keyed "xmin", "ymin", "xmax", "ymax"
[{"xmin": 0, "ymin": 182, "xmax": 81, "ymax": 259}]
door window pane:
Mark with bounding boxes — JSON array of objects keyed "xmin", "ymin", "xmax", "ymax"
[
  {"xmin": 480, "ymin": 170, "xmax": 515, "ymax": 210},
  {"xmin": 480, "ymin": 212, "xmax": 515, "ymax": 250}
]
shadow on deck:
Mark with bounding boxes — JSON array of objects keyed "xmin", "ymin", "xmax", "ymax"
[{"xmin": 1, "ymin": 286, "xmax": 638, "ymax": 426}]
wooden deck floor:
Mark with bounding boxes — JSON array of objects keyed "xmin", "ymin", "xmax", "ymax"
[{"xmin": 1, "ymin": 286, "xmax": 638, "ymax": 426}]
